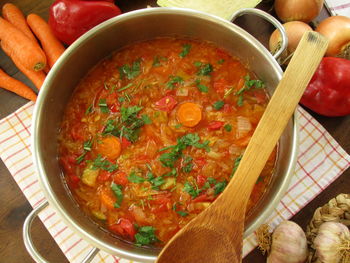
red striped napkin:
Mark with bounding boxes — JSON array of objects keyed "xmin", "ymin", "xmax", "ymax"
[
  {"xmin": 325, "ymin": 0, "xmax": 350, "ymax": 16},
  {"xmin": 1, "ymin": 102, "xmax": 349, "ymax": 262}
]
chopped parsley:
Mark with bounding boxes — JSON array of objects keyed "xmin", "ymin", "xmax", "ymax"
[
  {"xmin": 117, "ymin": 83, "xmax": 133, "ymax": 92},
  {"xmin": 194, "ymin": 61, "xmax": 202, "ymax": 67},
  {"xmin": 135, "ymin": 226, "xmax": 159, "ymax": 246},
  {"xmin": 224, "ymin": 124, "xmax": 232, "ymax": 132},
  {"xmin": 217, "ymin": 59, "xmax": 225, "ymax": 64},
  {"xmin": 214, "ymin": 180, "xmax": 227, "ymax": 195},
  {"xmin": 197, "ymin": 63, "xmax": 213, "ymax": 76},
  {"xmin": 181, "ymin": 156, "xmax": 193, "ymax": 173},
  {"xmin": 235, "ymin": 75, "xmax": 265, "ymax": 107},
  {"xmin": 159, "ymin": 133, "xmax": 210, "ymax": 168},
  {"xmin": 128, "ymin": 172, "xmax": 146, "ymax": 183},
  {"xmin": 98, "ymin": 98, "xmax": 109, "ymax": 114},
  {"xmin": 174, "ymin": 123, "xmax": 182, "ymax": 129},
  {"xmin": 121, "ymin": 105, "xmax": 143, "ymax": 123},
  {"xmin": 127, "ymin": 171, "xmax": 165, "ymax": 190},
  {"xmin": 111, "ymin": 183, "xmax": 123, "ymax": 208},
  {"xmin": 176, "ymin": 211, "xmax": 188, "ymax": 217},
  {"xmin": 119, "ymin": 59, "xmax": 141, "ymax": 80},
  {"xmin": 166, "ymin": 76, "xmax": 184, "ymax": 89},
  {"xmin": 179, "ymin": 43, "xmax": 191, "ymax": 58},
  {"xmin": 183, "ymin": 181, "xmax": 201, "ymax": 198},
  {"xmin": 91, "ymin": 154, "xmax": 118, "ymax": 172},
  {"xmin": 213, "ymin": 100, "xmax": 224, "ymax": 110},
  {"xmin": 195, "ymin": 79, "xmax": 208, "ymax": 93},
  {"xmin": 141, "ymin": 114, "xmax": 152, "ymax": 124},
  {"xmin": 76, "ymin": 139, "xmax": 93, "ymax": 164},
  {"xmin": 85, "ymin": 104, "xmax": 93, "ymax": 115},
  {"xmin": 231, "ymin": 155, "xmax": 243, "ymax": 178}
]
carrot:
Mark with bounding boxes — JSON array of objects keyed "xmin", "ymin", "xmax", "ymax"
[
  {"xmin": 96, "ymin": 136, "xmax": 122, "ymax": 160},
  {"xmin": 0, "ymin": 68, "xmax": 37, "ymax": 101},
  {"xmin": 0, "ymin": 17, "xmax": 46, "ymax": 71},
  {"xmin": 176, "ymin": 102, "xmax": 202, "ymax": 127},
  {"xmin": 27, "ymin": 13, "xmax": 65, "ymax": 68},
  {"xmin": 100, "ymin": 188, "xmax": 116, "ymax": 210},
  {"xmin": 2, "ymin": 3, "xmax": 37, "ymax": 43},
  {"xmin": 1, "ymin": 41, "xmax": 45, "ymax": 90}
]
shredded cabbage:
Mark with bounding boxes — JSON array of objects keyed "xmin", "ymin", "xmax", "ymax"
[{"xmin": 157, "ymin": 0, "xmax": 261, "ymax": 20}]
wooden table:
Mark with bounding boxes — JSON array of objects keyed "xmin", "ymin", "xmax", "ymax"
[{"xmin": 0, "ymin": 1, "xmax": 349, "ymax": 262}]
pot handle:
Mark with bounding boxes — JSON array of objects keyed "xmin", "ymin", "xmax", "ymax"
[
  {"xmin": 23, "ymin": 200, "xmax": 100, "ymax": 263},
  {"xmin": 230, "ymin": 8, "xmax": 288, "ymax": 60}
]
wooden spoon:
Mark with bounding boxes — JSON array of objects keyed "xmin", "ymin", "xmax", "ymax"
[{"xmin": 156, "ymin": 31, "xmax": 328, "ymax": 263}]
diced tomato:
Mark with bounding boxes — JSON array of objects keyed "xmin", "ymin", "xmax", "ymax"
[
  {"xmin": 60, "ymin": 155, "xmax": 76, "ymax": 174},
  {"xmin": 70, "ymin": 123, "xmax": 85, "ymax": 141},
  {"xmin": 68, "ymin": 174, "xmax": 80, "ymax": 189},
  {"xmin": 121, "ymin": 137, "xmax": 131, "ymax": 149},
  {"xmin": 109, "ymin": 218, "xmax": 136, "ymax": 240},
  {"xmin": 150, "ymin": 194, "xmax": 171, "ymax": 206},
  {"xmin": 213, "ymin": 78, "xmax": 228, "ymax": 94},
  {"xmin": 113, "ymin": 171, "xmax": 128, "ymax": 186},
  {"xmin": 195, "ymin": 157, "xmax": 207, "ymax": 169},
  {"xmin": 252, "ymin": 90, "xmax": 267, "ymax": 104},
  {"xmin": 192, "ymin": 194, "xmax": 211, "ymax": 203},
  {"xmin": 196, "ymin": 175, "xmax": 207, "ymax": 188},
  {"xmin": 154, "ymin": 95, "xmax": 178, "ymax": 112},
  {"xmin": 207, "ymin": 121, "xmax": 224, "ymax": 131},
  {"xmin": 98, "ymin": 170, "xmax": 112, "ymax": 182},
  {"xmin": 151, "ymin": 203, "xmax": 169, "ymax": 213},
  {"xmin": 110, "ymin": 103, "xmax": 119, "ymax": 113}
]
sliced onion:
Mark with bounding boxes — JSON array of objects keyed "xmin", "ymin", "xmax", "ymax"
[
  {"xmin": 274, "ymin": 0, "xmax": 324, "ymax": 23},
  {"xmin": 236, "ymin": 116, "xmax": 252, "ymax": 139},
  {"xmin": 316, "ymin": 15, "xmax": 350, "ymax": 58}
]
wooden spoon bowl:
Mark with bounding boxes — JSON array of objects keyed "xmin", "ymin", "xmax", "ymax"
[{"xmin": 156, "ymin": 31, "xmax": 328, "ymax": 263}]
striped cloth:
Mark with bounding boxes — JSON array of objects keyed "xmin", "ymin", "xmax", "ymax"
[
  {"xmin": 1, "ymin": 102, "xmax": 349, "ymax": 262},
  {"xmin": 325, "ymin": 0, "xmax": 350, "ymax": 16}
]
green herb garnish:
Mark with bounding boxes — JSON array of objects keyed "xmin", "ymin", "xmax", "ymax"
[
  {"xmin": 183, "ymin": 181, "xmax": 201, "ymax": 198},
  {"xmin": 179, "ymin": 44, "xmax": 191, "ymax": 58},
  {"xmin": 85, "ymin": 104, "xmax": 93, "ymax": 115},
  {"xmin": 141, "ymin": 114, "xmax": 152, "ymax": 124},
  {"xmin": 217, "ymin": 59, "xmax": 225, "ymax": 64},
  {"xmin": 235, "ymin": 75, "xmax": 265, "ymax": 107},
  {"xmin": 128, "ymin": 172, "xmax": 146, "ymax": 183},
  {"xmin": 111, "ymin": 183, "xmax": 123, "ymax": 208},
  {"xmin": 224, "ymin": 124, "xmax": 232, "ymax": 132},
  {"xmin": 213, "ymin": 100, "xmax": 224, "ymax": 110},
  {"xmin": 98, "ymin": 98, "xmax": 109, "ymax": 114},
  {"xmin": 135, "ymin": 226, "xmax": 159, "ymax": 246},
  {"xmin": 195, "ymin": 79, "xmax": 208, "ymax": 93},
  {"xmin": 117, "ymin": 83, "xmax": 133, "ymax": 92},
  {"xmin": 119, "ymin": 59, "xmax": 141, "ymax": 80},
  {"xmin": 214, "ymin": 181, "xmax": 227, "ymax": 195},
  {"xmin": 231, "ymin": 155, "xmax": 242, "ymax": 178},
  {"xmin": 92, "ymin": 154, "xmax": 118, "ymax": 172},
  {"xmin": 197, "ymin": 63, "xmax": 213, "ymax": 76},
  {"xmin": 176, "ymin": 211, "xmax": 188, "ymax": 217},
  {"xmin": 166, "ymin": 76, "xmax": 184, "ymax": 89}
]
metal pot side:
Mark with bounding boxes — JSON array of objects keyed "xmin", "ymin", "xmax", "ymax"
[{"xmin": 32, "ymin": 7, "xmax": 298, "ymax": 262}]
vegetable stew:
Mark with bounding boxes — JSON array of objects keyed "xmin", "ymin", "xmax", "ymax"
[{"xmin": 58, "ymin": 38, "xmax": 277, "ymax": 247}]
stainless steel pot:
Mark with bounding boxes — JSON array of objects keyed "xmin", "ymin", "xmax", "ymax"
[{"xmin": 26, "ymin": 7, "xmax": 297, "ymax": 263}]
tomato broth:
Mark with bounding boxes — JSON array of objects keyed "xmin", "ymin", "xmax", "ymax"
[{"xmin": 58, "ymin": 38, "xmax": 276, "ymax": 247}]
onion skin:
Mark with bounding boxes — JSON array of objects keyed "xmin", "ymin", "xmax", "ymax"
[
  {"xmin": 274, "ymin": 0, "xmax": 324, "ymax": 23},
  {"xmin": 316, "ymin": 16, "xmax": 350, "ymax": 58},
  {"xmin": 267, "ymin": 221, "xmax": 308, "ymax": 263},
  {"xmin": 269, "ymin": 21, "xmax": 313, "ymax": 57}
]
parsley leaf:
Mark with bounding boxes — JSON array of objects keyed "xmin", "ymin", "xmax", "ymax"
[
  {"xmin": 224, "ymin": 124, "xmax": 232, "ymax": 132},
  {"xmin": 128, "ymin": 172, "xmax": 146, "ymax": 183},
  {"xmin": 195, "ymin": 79, "xmax": 208, "ymax": 93},
  {"xmin": 92, "ymin": 154, "xmax": 118, "ymax": 172},
  {"xmin": 181, "ymin": 156, "xmax": 193, "ymax": 173},
  {"xmin": 166, "ymin": 76, "xmax": 184, "ymax": 89},
  {"xmin": 141, "ymin": 114, "xmax": 152, "ymax": 124},
  {"xmin": 135, "ymin": 226, "xmax": 159, "ymax": 246},
  {"xmin": 197, "ymin": 63, "xmax": 213, "ymax": 76},
  {"xmin": 119, "ymin": 59, "xmax": 141, "ymax": 80},
  {"xmin": 99, "ymin": 99, "xmax": 109, "ymax": 114},
  {"xmin": 176, "ymin": 211, "xmax": 188, "ymax": 217},
  {"xmin": 194, "ymin": 61, "xmax": 202, "ymax": 67},
  {"xmin": 213, "ymin": 100, "xmax": 224, "ymax": 110},
  {"xmin": 179, "ymin": 44, "xmax": 191, "ymax": 58},
  {"xmin": 214, "ymin": 181, "xmax": 227, "ymax": 195},
  {"xmin": 231, "ymin": 155, "xmax": 242, "ymax": 178},
  {"xmin": 217, "ymin": 59, "xmax": 225, "ymax": 64},
  {"xmin": 85, "ymin": 104, "xmax": 93, "ymax": 115},
  {"xmin": 121, "ymin": 106, "xmax": 143, "ymax": 123},
  {"xmin": 76, "ymin": 139, "xmax": 93, "ymax": 164},
  {"xmin": 183, "ymin": 181, "xmax": 200, "ymax": 198},
  {"xmin": 111, "ymin": 183, "xmax": 123, "ymax": 208},
  {"xmin": 234, "ymin": 75, "xmax": 265, "ymax": 107},
  {"xmin": 147, "ymin": 172, "xmax": 165, "ymax": 190}
]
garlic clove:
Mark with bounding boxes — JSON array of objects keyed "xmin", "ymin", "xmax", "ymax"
[{"xmin": 267, "ymin": 220, "xmax": 308, "ymax": 263}]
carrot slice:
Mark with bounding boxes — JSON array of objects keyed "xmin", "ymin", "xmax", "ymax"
[
  {"xmin": 176, "ymin": 102, "xmax": 202, "ymax": 127},
  {"xmin": 27, "ymin": 14, "xmax": 65, "ymax": 68},
  {"xmin": 100, "ymin": 188, "xmax": 116, "ymax": 210},
  {"xmin": 2, "ymin": 3, "xmax": 37, "ymax": 43},
  {"xmin": 1, "ymin": 41, "xmax": 45, "ymax": 90},
  {"xmin": 0, "ymin": 68, "xmax": 37, "ymax": 101},
  {"xmin": 96, "ymin": 136, "xmax": 122, "ymax": 160},
  {"xmin": 0, "ymin": 17, "xmax": 46, "ymax": 71}
]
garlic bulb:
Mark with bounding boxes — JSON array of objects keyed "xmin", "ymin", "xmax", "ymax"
[
  {"xmin": 314, "ymin": 222, "xmax": 350, "ymax": 263},
  {"xmin": 267, "ymin": 221, "xmax": 308, "ymax": 263}
]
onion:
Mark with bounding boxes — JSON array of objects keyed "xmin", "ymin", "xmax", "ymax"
[
  {"xmin": 316, "ymin": 16, "xmax": 350, "ymax": 59},
  {"xmin": 269, "ymin": 21, "xmax": 313, "ymax": 61},
  {"xmin": 236, "ymin": 116, "xmax": 252, "ymax": 139},
  {"xmin": 274, "ymin": 0, "xmax": 324, "ymax": 23}
]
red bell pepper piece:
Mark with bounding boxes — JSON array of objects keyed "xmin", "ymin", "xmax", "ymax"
[
  {"xmin": 301, "ymin": 57, "xmax": 350, "ymax": 117},
  {"xmin": 49, "ymin": 0, "xmax": 121, "ymax": 45},
  {"xmin": 207, "ymin": 121, "xmax": 224, "ymax": 131},
  {"xmin": 154, "ymin": 95, "xmax": 178, "ymax": 112}
]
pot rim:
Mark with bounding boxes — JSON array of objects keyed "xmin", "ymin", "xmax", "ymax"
[{"xmin": 31, "ymin": 7, "xmax": 298, "ymax": 262}]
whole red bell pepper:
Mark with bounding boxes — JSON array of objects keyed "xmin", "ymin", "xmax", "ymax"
[
  {"xmin": 300, "ymin": 57, "xmax": 350, "ymax": 117},
  {"xmin": 49, "ymin": 0, "xmax": 121, "ymax": 45}
]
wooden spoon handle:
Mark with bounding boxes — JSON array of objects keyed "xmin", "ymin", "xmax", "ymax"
[{"xmin": 223, "ymin": 32, "xmax": 329, "ymax": 207}]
